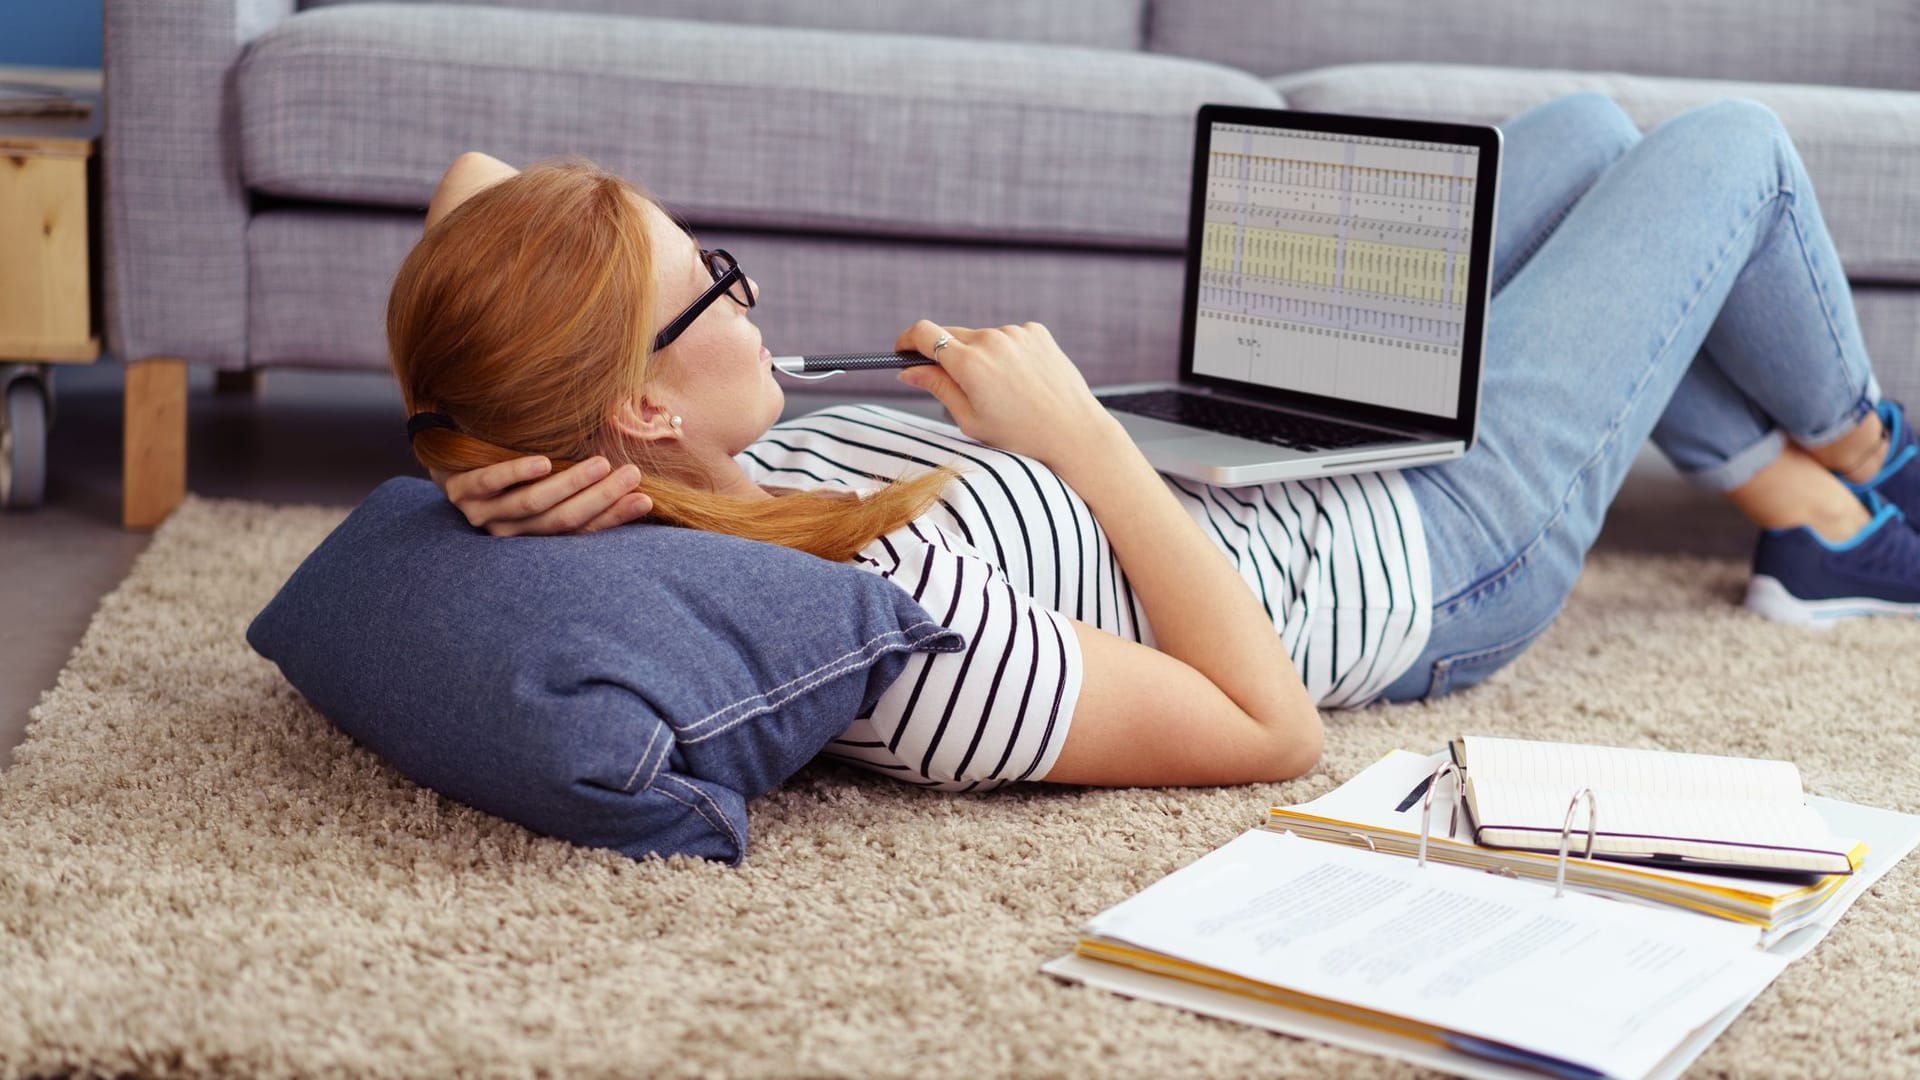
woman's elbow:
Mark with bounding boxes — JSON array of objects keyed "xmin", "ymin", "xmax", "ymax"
[
  {"xmin": 426, "ymin": 152, "xmax": 520, "ymax": 231},
  {"xmin": 1265, "ymin": 707, "xmax": 1324, "ymax": 780}
]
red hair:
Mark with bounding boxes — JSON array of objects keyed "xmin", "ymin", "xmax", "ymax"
[{"xmin": 387, "ymin": 159, "xmax": 952, "ymax": 561}]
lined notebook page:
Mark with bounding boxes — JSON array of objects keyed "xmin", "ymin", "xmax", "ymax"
[
  {"xmin": 1460, "ymin": 737, "xmax": 1850, "ymax": 869},
  {"xmin": 1462, "ymin": 737, "xmax": 1807, "ymax": 803}
]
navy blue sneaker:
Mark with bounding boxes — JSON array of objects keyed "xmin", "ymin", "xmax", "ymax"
[
  {"xmin": 1746, "ymin": 494, "xmax": 1920, "ymax": 626},
  {"xmin": 1844, "ymin": 399, "xmax": 1919, "ymax": 520}
]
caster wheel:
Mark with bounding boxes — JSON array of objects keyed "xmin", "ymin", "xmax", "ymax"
[{"xmin": 2, "ymin": 377, "xmax": 48, "ymax": 511}]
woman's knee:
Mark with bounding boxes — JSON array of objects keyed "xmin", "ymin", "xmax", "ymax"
[
  {"xmin": 1646, "ymin": 98, "xmax": 1795, "ymax": 192},
  {"xmin": 1520, "ymin": 91, "xmax": 1641, "ymax": 156},
  {"xmin": 1658, "ymin": 98, "xmax": 1789, "ymax": 156},
  {"xmin": 1689, "ymin": 96, "xmax": 1784, "ymax": 131},
  {"xmin": 1560, "ymin": 91, "xmax": 1639, "ymax": 140}
]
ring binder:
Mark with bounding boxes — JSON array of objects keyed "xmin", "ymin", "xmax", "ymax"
[
  {"xmin": 1554, "ymin": 787, "xmax": 1598, "ymax": 898},
  {"xmin": 1415, "ymin": 762, "xmax": 1464, "ymax": 868},
  {"xmin": 1347, "ymin": 832, "xmax": 1378, "ymax": 852},
  {"xmin": 1264, "ymin": 749, "xmax": 1899, "ymax": 939}
]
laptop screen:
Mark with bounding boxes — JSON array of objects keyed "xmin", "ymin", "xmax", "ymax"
[{"xmin": 1188, "ymin": 115, "xmax": 1490, "ymax": 422}]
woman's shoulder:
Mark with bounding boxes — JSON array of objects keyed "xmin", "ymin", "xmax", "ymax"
[
  {"xmin": 771, "ymin": 403, "xmax": 1069, "ymax": 486},
  {"xmin": 849, "ymin": 514, "xmax": 989, "ymax": 585},
  {"xmin": 746, "ymin": 404, "xmax": 954, "ymax": 461},
  {"xmin": 768, "ymin": 404, "xmax": 983, "ymax": 462},
  {"xmin": 741, "ymin": 403, "xmax": 984, "ymax": 491}
]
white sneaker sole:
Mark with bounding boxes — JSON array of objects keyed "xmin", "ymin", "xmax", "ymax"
[{"xmin": 1745, "ymin": 575, "xmax": 1920, "ymax": 628}]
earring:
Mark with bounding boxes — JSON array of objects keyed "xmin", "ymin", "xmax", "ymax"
[{"xmin": 669, "ymin": 415, "xmax": 683, "ymax": 430}]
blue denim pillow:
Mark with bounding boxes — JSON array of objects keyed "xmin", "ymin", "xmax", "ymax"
[{"xmin": 247, "ymin": 477, "xmax": 963, "ymax": 864}]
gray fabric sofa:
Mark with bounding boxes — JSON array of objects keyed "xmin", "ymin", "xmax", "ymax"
[{"xmin": 103, "ymin": 0, "xmax": 1920, "ymax": 525}]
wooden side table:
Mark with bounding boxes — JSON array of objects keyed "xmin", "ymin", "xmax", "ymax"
[{"xmin": 0, "ymin": 67, "xmax": 103, "ymax": 511}]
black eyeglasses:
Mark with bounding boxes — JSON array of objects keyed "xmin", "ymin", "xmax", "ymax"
[{"xmin": 653, "ymin": 248, "xmax": 754, "ymax": 352}]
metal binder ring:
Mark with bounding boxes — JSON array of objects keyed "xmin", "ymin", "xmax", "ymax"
[
  {"xmin": 1415, "ymin": 762, "xmax": 1464, "ymax": 868},
  {"xmin": 1553, "ymin": 787, "xmax": 1598, "ymax": 898}
]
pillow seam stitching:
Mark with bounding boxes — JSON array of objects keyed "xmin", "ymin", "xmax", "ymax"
[
  {"xmin": 653, "ymin": 773, "xmax": 742, "ymax": 857},
  {"xmin": 621, "ymin": 723, "xmax": 669, "ymax": 795},
  {"xmin": 673, "ymin": 621, "xmax": 955, "ymax": 742}
]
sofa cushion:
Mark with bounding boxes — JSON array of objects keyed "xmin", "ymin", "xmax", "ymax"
[
  {"xmin": 301, "ymin": 0, "xmax": 1150, "ymax": 52},
  {"xmin": 239, "ymin": 4, "xmax": 1280, "ymax": 248},
  {"xmin": 1268, "ymin": 64, "xmax": 1920, "ymax": 284},
  {"xmin": 1147, "ymin": 0, "xmax": 1920, "ymax": 94},
  {"xmin": 245, "ymin": 209, "xmax": 1190, "ymax": 388},
  {"xmin": 245, "ymin": 477, "xmax": 965, "ymax": 865}
]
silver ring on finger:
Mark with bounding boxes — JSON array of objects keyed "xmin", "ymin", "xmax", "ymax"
[{"xmin": 931, "ymin": 332, "xmax": 953, "ymax": 358}]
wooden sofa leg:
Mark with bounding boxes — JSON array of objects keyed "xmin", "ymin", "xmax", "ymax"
[{"xmin": 123, "ymin": 358, "xmax": 188, "ymax": 530}]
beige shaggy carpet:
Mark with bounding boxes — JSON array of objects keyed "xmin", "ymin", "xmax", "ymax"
[{"xmin": 2, "ymin": 494, "xmax": 1918, "ymax": 1080}]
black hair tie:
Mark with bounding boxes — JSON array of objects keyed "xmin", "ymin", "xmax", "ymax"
[{"xmin": 406, "ymin": 411, "xmax": 460, "ymax": 440}]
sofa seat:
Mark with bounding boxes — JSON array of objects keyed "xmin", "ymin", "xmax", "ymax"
[
  {"xmin": 245, "ymin": 208, "xmax": 1189, "ymax": 387},
  {"xmin": 1272, "ymin": 63, "xmax": 1920, "ymax": 283},
  {"xmin": 237, "ymin": 3, "xmax": 1279, "ymax": 248}
]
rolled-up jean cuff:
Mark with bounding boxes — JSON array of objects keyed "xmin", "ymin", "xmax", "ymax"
[
  {"xmin": 1679, "ymin": 429, "xmax": 1787, "ymax": 493},
  {"xmin": 1793, "ymin": 391, "xmax": 1878, "ymax": 451}
]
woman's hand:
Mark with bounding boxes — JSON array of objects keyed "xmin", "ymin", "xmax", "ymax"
[
  {"xmin": 893, "ymin": 320, "xmax": 1125, "ymax": 470},
  {"xmin": 896, "ymin": 319, "xmax": 1319, "ymax": 785},
  {"xmin": 431, "ymin": 455, "xmax": 652, "ymax": 537}
]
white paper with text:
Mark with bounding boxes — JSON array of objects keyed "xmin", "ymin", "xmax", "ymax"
[{"xmin": 1083, "ymin": 830, "xmax": 1787, "ymax": 1079}]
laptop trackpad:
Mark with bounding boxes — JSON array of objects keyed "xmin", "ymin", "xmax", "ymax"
[
  {"xmin": 1138, "ymin": 432, "xmax": 1310, "ymax": 470},
  {"xmin": 1115, "ymin": 412, "xmax": 1306, "ymax": 458}
]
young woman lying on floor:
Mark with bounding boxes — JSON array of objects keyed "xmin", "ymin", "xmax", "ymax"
[{"xmin": 393, "ymin": 93, "xmax": 1919, "ymax": 792}]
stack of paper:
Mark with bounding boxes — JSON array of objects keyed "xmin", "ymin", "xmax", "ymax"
[
  {"xmin": 1046, "ymin": 745, "xmax": 1920, "ymax": 1079},
  {"xmin": 1052, "ymin": 829, "xmax": 1786, "ymax": 1079}
]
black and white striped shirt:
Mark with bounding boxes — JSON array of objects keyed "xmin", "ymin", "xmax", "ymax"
[{"xmin": 739, "ymin": 405, "xmax": 1432, "ymax": 790}]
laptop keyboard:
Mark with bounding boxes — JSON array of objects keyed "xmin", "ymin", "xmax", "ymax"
[{"xmin": 1102, "ymin": 390, "xmax": 1412, "ymax": 452}]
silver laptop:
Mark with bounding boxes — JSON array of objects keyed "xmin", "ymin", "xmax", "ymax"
[{"xmin": 1100, "ymin": 104, "xmax": 1503, "ymax": 486}]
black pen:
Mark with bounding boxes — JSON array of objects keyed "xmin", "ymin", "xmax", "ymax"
[
  {"xmin": 772, "ymin": 352, "xmax": 937, "ymax": 377},
  {"xmin": 1394, "ymin": 774, "xmax": 1435, "ymax": 813}
]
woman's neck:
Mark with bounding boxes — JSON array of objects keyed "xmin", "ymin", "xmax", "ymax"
[{"xmin": 696, "ymin": 456, "xmax": 775, "ymax": 502}]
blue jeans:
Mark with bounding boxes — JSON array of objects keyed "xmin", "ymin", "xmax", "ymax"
[{"xmin": 1379, "ymin": 93, "xmax": 1879, "ymax": 702}]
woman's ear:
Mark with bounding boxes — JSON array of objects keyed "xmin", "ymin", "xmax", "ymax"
[{"xmin": 610, "ymin": 397, "xmax": 684, "ymax": 446}]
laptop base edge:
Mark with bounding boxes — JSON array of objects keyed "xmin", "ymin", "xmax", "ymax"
[{"xmin": 1136, "ymin": 440, "xmax": 1464, "ymax": 487}]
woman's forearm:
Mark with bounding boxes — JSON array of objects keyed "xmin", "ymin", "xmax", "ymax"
[
  {"xmin": 1051, "ymin": 417, "xmax": 1319, "ymax": 733},
  {"xmin": 885, "ymin": 317, "xmax": 1317, "ymax": 744}
]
